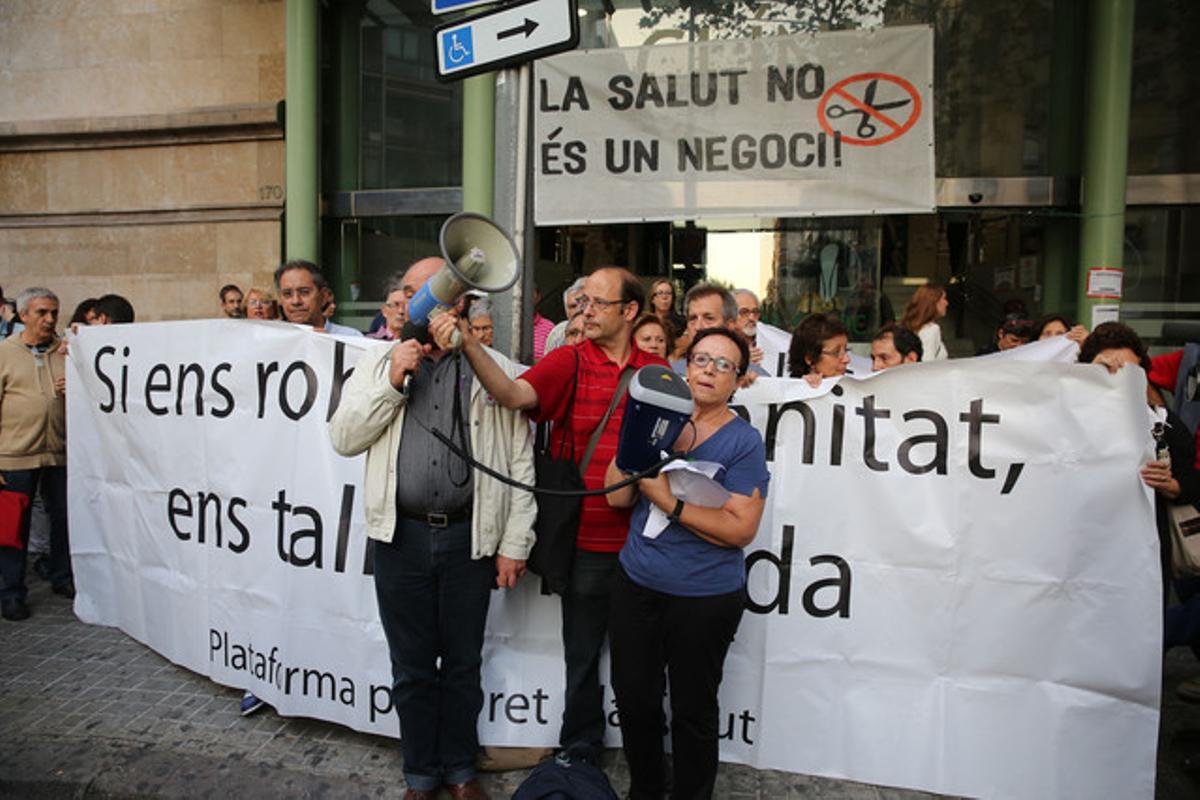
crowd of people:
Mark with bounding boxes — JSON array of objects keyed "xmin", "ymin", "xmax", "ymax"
[{"xmin": 2, "ymin": 263, "xmax": 1198, "ymax": 799}]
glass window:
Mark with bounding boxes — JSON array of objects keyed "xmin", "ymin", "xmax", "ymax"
[
  {"xmin": 1121, "ymin": 206, "xmax": 1200, "ymax": 347},
  {"xmin": 358, "ymin": 0, "xmax": 463, "ymax": 189},
  {"xmin": 1127, "ymin": 0, "xmax": 1200, "ymax": 174}
]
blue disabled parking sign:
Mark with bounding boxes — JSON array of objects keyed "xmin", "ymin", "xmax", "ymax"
[{"xmin": 441, "ymin": 28, "xmax": 474, "ymax": 69}]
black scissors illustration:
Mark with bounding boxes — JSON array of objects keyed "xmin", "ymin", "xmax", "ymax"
[{"xmin": 825, "ymin": 79, "xmax": 911, "ymax": 139}]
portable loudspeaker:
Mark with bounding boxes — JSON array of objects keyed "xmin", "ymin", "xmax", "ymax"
[
  {"xmin": 402, "ymin": 212, "xmax": 521, "ymax": 342},
  {"xmin": 615, "ymin": 365, "xmax": 694, "ymax": 475}
]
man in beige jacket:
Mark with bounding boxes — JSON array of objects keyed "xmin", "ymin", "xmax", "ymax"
[
  {"xmin": 0, "ymin": 287, "xmax": 72, "ymax": 621},
  {"xmin": 328, "ymin": 257, "xmax": 534, "ymax": 800}
]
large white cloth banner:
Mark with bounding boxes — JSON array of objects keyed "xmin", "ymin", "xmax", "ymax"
[
  {"xmin": 534, "ymin": 26, "xmax": 935, "ymax": 224},
  {"xmin": 67, "ymin": 321, "xmax": 1160, "ymax": 799}
]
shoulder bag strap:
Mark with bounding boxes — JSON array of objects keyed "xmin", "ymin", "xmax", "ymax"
[{"xmin": 579, "ymin": 365, "xmax": 634, "ymax": 475}]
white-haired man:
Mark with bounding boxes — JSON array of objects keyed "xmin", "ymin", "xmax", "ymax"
[{"xmin": 0, "ymin": 288, "xmax": 72, "ymax": 621}]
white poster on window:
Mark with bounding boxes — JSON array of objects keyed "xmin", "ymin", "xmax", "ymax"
[
  {"xmin": 534, "ymin": 26, "xmax": 935, "ymax": 224},
  {"xmin": 67, "ymin": 321, "xmax": 1159, "ymax": 800}
]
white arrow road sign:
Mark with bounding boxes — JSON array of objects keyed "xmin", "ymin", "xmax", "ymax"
[{"xmin": 434, "ymin": 0, "xmax": 579, "ymax": 81}]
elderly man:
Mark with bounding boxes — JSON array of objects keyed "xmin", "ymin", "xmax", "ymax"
[
  {"xmin": 734, "ymin": 288, "xmax": 768, "ymax": 370},
  {"xmin": 543, "ymin": 278, "xmax": 586, "ymax": 353},
  {"xmin": 466, "ymin": 298, "xmax": 496, "ymax": 348},
  {"xmin": 219, "ymin": 284, "xmax": 244, "ymax": 318},
  {"xmin": 671, "ymin": 284, "xmax": 765, "ymax": 379},
  {"xmin": 368, "ymin": 274, "xmax": 408, "ymax": 341},
  {"xmin": 0, "ymin": 288, "xmax": 72, "ymax": 621},
  {"xmin": 275, "ymin": 260, "xmax": 362, "ymax": 337},
  {"xmin": 441, "ymin": 266, "xmax": 665, "ymax": 764},
  {"xmin": 330, "ymin": 257, "xmax": 534, "ymax": 800},
  {"xmin": 870, "ymin": 323, "xmax": 923, "ymax": 371}
]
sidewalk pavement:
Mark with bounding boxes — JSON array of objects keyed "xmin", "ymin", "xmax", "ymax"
[{"xmin": 2, "ymin": 575, "xmax": 1199, "ymax": 799}]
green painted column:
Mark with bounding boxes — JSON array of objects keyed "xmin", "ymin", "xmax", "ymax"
[
  {"xmin": 1042, "ymin": 0, "xmax": 1084, "ymax": 317},
  {"xmin": 1076, "ymin": 0, "xmax": 1135, "ymax": 328},
  {"xmin": 334, "ymin": 0, "xmax": 361, "ymax": 303},
  {"xmin": 285, "ymin": 0, "xmax": 320, "ymax": 262},
  {"xmin": 461, "ymin": 74, "xmax": 495, "ymax": 216}
]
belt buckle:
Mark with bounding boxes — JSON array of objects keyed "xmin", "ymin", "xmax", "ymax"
[{"xmin": 427, "ymin": 512, "xmax": 449, "ymax": 528}]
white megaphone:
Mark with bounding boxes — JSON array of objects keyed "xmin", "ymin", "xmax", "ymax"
[{"xmin": 401, "ymin": 212, "xmax": 521, "ymax": 346}]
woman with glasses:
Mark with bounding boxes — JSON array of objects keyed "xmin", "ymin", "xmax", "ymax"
[
  {"xmin": 604, "ymin": 327, "xmax": 770, "ymax": 800},
  {"xmin": 242, "ymin": 287, "xmax": 279, "ymax": 321},
  {"xmin": 788, "ymin": 312, "xmax": 851, "ymax": 385},
  {"xmin": 466, "ymin": 298, "xmax": 496, "ymax": 348},
  {"xmin": 649, "ymin": 279, "xmax": 687, "ymax": 344}
]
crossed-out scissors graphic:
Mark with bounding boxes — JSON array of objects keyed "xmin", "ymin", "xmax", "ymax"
[{"xmin": 824, "ymin": 78, "xmax": 912, "ymax": 139}]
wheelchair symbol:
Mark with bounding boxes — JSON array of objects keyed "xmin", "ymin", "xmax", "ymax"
[{"xmin": 443, "ymin": 30, "xmax": 473, "ymax": 68}]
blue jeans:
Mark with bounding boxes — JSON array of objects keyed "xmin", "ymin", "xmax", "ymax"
[
  {"xmin": 373, "ymin": 518, "xmax": 495, "ymax": 790},
  {"xmin": 0, "ymin": 466, "xmax": 70, "ymax": 602},
  {"xmin": 559, "ymin": 549, "xmax": 620, "ymax": 758}
]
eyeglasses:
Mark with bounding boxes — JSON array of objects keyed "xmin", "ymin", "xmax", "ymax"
[
  {"xmin": 820, "ymin": 346, "xmax": 848, "ymax": 359},
  {"xmin": 247, "ymin": 299, "xmax": 272, "ymax": 307},
  {"xmin": 469, "ymin": 324, "xmax": 494, "ymax": 333},
  {"xmin": 738, "ymin": 307, "xmax": 761, "ymax": 318},
  {"xmin": 576, "ymin": 295, "xmax": 626, "ymax": 311},
  {"xmin": 384, "ymin": 301, "xmax": 405, "ymax": 310},
  {"xmin": 689, "ymin": 352, "xmax": 738, "ymax": 374},
  {"xmin": 653, "ymin": 289, "xmax": 673, "ymax": 297}
]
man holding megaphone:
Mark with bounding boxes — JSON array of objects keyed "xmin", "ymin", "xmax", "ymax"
[
  {"xmin": 330, "ymin": 255, "xmax": 535, "ymax": 800},
  {"xmin": 438, "ymin": 266, "xmax": 669, "ymax": 766}
]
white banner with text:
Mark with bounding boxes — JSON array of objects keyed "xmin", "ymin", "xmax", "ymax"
[
  {"xmin": 534, "ymin": 26, "xmax": 935, "ymax": 224},
  {"xmin": 67, "ymin": 320, "xmax": 1159, "ymax": 799}
]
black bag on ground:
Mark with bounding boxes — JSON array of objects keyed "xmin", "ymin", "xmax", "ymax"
[{"xmin": 511, "ymin": 756, "xmax": 618, "ymax": 800}]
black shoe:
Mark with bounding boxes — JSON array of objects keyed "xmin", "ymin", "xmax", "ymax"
[
  {"xmin": 2, "ymin": 598, "xmax": 30, "ymax": 621},
  {"xmin": 32, "ymin": 555, "xmax": 51, "ymax": 580},
  {"xmin": 52, "ymin": 580, "xmax": 75, "ymax": 599}
]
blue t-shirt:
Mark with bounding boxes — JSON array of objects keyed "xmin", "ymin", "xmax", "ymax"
[{"xmin": 619, "ymin": 415, "xmax": 770, "ymax": 597}]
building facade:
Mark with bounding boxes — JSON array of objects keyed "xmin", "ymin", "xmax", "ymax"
[{"xmin": 2, "ymin": 0, "xmax": 1195, "ymax": 355}]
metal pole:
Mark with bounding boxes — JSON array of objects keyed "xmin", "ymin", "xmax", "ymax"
[
  {"xmin": 285, "ymin": 0, "xmax": 320, "ymax": 262},
  {"xmin": 1075, "ymin": 0, "xmax": 1135, "ymax": 328}
]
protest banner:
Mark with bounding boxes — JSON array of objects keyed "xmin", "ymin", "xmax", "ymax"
[
  {"xmin": 534, "ymin": 26, "xmax": 935, "ymax": 224},
  {"xmin": 67, "ymin": 320, "xmax": 1160, "ymax": 798}
]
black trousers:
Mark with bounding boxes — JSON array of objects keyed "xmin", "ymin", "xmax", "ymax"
[
  {"xmin": 559, "ymin": 549, "xmax": 620, "ymax": 758},
  {"xmin": 609, "ymin": 565, "xmax": 745, "ymax": 800},
  {"xmin": 0, "ymin": 466, "xmax": 70, "ymax": 602}
]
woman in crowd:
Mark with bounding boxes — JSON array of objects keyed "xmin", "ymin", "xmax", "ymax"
[
  {"xmin": 788, "ymin": 312, "xmax": 851, "ymax": 384},
  {"xmin": 632, "ymin": 313, "xmax": 673, "ymax": 359},
  {"xmin": 604, "ymin": 328, "xmax": 770, "ymax": 800},
  {"xmin": 900, "ymin": 282, "xmax": 949, "ymax": 361},
  {"xmin": 1078, "ymin": 322, "xmax": 1200, "ymax": 600},
  {"xmin": 1035, "ymin": 314, "xmax": 1087, "ymax": 343},
  {"xmin": 649, "ymin": 279, "xmax": 687, "ymax": 351},
  {"xmin": 243, "ymin": 287, "xmax": 278, "ymax": 320}
]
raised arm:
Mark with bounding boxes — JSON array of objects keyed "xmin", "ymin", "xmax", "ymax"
[{"xmin": 430, "ymin": 313, "xmax": 539, "ymax": 411}]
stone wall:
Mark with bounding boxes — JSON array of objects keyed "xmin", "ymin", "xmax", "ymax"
[{"xmin": 0, "ymin": 0, "xmax": 285, "ymax": 322}]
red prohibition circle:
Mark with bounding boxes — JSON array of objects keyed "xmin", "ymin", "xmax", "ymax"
[{"xmin": 817, "ymin": 72, "xmax": 923, "ymax": 147}]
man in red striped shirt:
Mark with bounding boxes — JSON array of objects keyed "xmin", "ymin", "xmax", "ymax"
[{"xmin": 445, "ymin": 267, "xmax": 666, "ymax": 762}]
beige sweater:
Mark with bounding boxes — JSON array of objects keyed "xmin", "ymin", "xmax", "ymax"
[{"xmin": 0, "ymin": 335, "xmax": 66, "ymax": 469}]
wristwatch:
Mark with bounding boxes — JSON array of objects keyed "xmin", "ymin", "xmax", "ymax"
[{"xmin": 667, "ymin": 498, "xmax": 684, "ymax": 524}]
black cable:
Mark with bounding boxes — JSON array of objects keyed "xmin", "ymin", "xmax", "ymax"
[
  {"xmin": 426, "ymin": 425, "xmax": 685, "ymax": 497},
  {"xmin": 405, "ymin": 408, "xmax": 695, "ymax": 497}
]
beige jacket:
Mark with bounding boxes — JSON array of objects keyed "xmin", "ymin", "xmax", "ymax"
[
  {"xmin": 328, "ymin": 342, "xmax": 536, "ymax": 561},
  {"xmin": 0, "ymin": 335, "xmax": 66, "ymax": 469}
]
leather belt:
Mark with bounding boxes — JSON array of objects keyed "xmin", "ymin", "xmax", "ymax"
[{"xmin": 398, "ymin": 508, "xmax": 471, "ymax": 528}]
